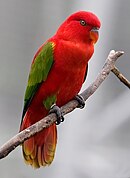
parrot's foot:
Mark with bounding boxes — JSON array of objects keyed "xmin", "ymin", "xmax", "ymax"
[
  {"xmin": 75, "ymin": 94, "xmax": 85, "ymax": 109},
  {"xmin": 49, "ymin": 104, "xmax": 64, "ymax": 125}
]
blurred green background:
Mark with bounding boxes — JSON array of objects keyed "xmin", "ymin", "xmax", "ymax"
[{"xmin": 0, "ymin": 0, "xmax": 130, "ymax": 177}]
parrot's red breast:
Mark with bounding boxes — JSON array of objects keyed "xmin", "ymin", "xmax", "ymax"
[{"xmin": 20, "ymin": 11, "xmax": 101, "ymax": 168}]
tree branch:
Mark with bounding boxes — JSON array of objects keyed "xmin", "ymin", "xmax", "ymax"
[
  {"xmin": 112, "ymin": 66, "xmax": 130, "ymax": 89},
  {"xmin": 0, "ymin": 50, "xmax": 127, "ymax": 160}
]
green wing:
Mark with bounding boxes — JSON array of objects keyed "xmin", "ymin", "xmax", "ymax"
[{"xmin": 22, "ymin": 42, "xmax": 55, "ymax": 119}]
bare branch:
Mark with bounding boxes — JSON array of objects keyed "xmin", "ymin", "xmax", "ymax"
[
  {"xmin": 0, "ymin": 50, "xmax": 126, "ymax": 159},
  {"xmin": 112, "ymin": 66, "xmax": 130, "ymax": 89}
]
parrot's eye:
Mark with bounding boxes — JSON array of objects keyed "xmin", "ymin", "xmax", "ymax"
[{"xmin": 80, "ymin": 20, "xmax": 87, "ymax": 26}]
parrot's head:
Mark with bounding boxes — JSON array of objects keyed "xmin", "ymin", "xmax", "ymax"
[{"xmin": 56, "ymin": 11, "xmax": 101, "ymax": 44}]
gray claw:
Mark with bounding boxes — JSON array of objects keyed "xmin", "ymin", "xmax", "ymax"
[
  {"xmin": 75, "ymin": 94, "xmax": 85, "ymax": 109},
  {"xmin": 49, "ymin": 104, "xmax": 64, "ymax": 125}
]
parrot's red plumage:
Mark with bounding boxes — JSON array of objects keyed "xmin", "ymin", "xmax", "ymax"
[{"xmin": 20, "ymin": 11, "xmax": 101, "ymax": 168}]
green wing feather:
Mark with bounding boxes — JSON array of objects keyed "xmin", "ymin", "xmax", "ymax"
[{"xmin": 22, "ymin": 42, "xmax": 55, "ymax": 119}]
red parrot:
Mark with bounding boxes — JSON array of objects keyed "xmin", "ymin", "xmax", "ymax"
[{"xmin": 20, "ymin": 11, "xmax": 101, "ymax": 168}]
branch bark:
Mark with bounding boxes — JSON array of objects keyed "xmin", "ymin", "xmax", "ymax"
[
  {"xmin": 0, "ymin": 50, "xmax": 128, "ymax": 160},
  {"xmin": 112, "ymin": 66, "xmax": 130, "ymax": 89}
]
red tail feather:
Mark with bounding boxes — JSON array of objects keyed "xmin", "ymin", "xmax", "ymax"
[{"xmin": 20, "ymin": 111, "xmax": 57, "ymax": 168}]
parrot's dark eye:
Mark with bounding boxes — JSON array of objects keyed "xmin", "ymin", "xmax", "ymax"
[{"xmin": 80, "ymin": 20, "xmax": 87, "ymax": 26}]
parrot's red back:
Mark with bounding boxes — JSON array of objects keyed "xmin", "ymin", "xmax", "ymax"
[{"xmin": 20, "ymin": 11, "xmax": 101, "ymax": 168}]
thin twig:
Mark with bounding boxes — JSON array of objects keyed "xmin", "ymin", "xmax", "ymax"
[
  {"xmin": 112, "ymin": 66, "xmax": 130, "ymax": 89},
  {"xmin": 0, "ymin": 50, "xmax": 126, "ymax": 159}
]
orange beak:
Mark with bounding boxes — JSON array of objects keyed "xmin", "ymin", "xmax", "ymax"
[{"xmin": 89, "ymin": 28, "xmax": 99, "ymax": 44}]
